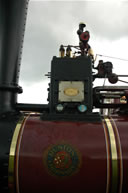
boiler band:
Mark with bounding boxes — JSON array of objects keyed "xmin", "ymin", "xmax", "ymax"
[{"xmin": 8, "ymin": 114, "xmax": 128, "ymax": 193}]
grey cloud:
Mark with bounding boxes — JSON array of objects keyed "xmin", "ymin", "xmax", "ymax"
[
  {"xmin": 71, "ymin": 2, "xmax": 128, "ymax": 40},
  {"xmin": 20, "ymin": 1, "xmax": 128, "ymax": 84},
  {"xmin": 20, "ymin": 1, "xmax": 76, "ymax": 83}
]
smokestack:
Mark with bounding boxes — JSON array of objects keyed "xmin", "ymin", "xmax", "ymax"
[{"xmin": 0, "ymin": 0, "xmax": 29, "ymax": 114}]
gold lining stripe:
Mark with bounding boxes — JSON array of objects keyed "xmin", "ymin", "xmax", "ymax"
[
  {"xmin": 110, "ymin": 117, "xmax": 123, "ymax": 193},
  {"xmin": 104, "ymin": 117, "xmax": 118, "ymax": 193},
  {"xmin": 15, "ymin": 114, "xmax": 30, "ymax": 193},
  {"xmin": 8, "ymin": 116, "xmax": 25, "ymax": 192},
  {"xmin": 102, "ymin": 121, "xmax": 111, "ymax": 193}
]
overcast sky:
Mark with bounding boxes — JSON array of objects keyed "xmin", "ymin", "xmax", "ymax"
[{"xmin": 18, "ymin": 0, "xmax": 128, "ymax": 104}]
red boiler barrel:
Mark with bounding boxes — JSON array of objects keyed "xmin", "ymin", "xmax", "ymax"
[{"xmin": 8, "ymin": 114, "xmax": 128, "ymax": 193}]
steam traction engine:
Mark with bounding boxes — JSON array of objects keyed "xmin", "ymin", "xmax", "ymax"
[{"xmin": 0, "ymin": 1, "xmax": 128, "ymax": 193}]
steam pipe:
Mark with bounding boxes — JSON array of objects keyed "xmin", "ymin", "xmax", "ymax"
[
  {"xmin": 16, "ymin": 103, "xmax": 49, "ymax": 112},
  {"xmin": 0, "ymin": 0, "xmax": 29, "ymax": 114}
]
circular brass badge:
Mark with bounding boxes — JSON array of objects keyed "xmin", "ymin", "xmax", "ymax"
[{"xmin": 43, "ymin": 143, "xmax": 81, "ymax": 177}]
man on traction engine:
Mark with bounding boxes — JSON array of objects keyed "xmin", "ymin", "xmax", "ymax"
[{"xmin": 77, "ymin": 22, "xmax": 94, "ymax": 62}]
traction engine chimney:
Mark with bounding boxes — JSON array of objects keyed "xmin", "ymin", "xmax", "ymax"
[{"xmin": 0, "ymin": 0, "xmax": 29, "ymax": 114}]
